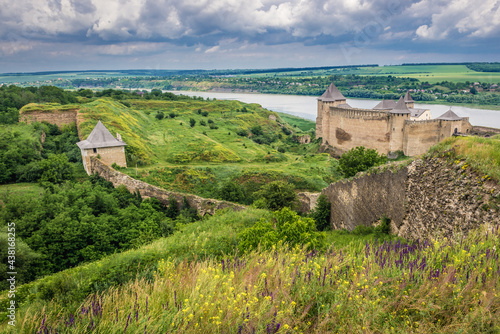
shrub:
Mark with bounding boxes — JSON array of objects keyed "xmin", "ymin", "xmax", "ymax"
[
  {"xmin": 236, "ymin": 129, "xmax": 247, "ymax": 137},
  {"xmin": 238, "ymin": 207, "xmax": 324, "ymax": 252},
  {"xmin": 218, "ymin": 181, "xmax": 245, "ymax": 203},
  {"xmin": 38, "ymin": 153, "xmax": 75, "ymax": 184},
  {"xmin": 168, "ymin": 112, "xmax": 177, "ymax": 118},
  {"xmin": 253, "ymin": 181, "xmax": 297, "ymax": 211},
  {"xmin": 375, "ymin": 215, "xmax": 391, "ymax": 236},
  {"xmin": 200, "ymin": 120, "xmax": 207, "ymax": 126},
  {"xmin": 189, "ymin": 118, "xmax": 196, "ymax": 127},
  {"xmin": 209, "ymin": 123, "xmax": 218, "ymax": 130},
  {"xmin": 250, "ymin": 125, "xmax": 263, "ymax": 136},
  {"xmin": 338, "ymin": 146, "xmax": 387, "ymax": 177},
  {"xmin": 155, "ymin": 111, "xmax": 164, "ymax": 120},
  {"xmin": 309, "ymin": 194, "xmax": 331, "ymax": 231}
]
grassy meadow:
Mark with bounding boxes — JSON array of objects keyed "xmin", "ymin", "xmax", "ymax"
[
  {"xmin": 6, "ymin": 222, "xmax": 500, "ymax": 333},
  {"xmin": 73, "ymin": 97, "xmax": 339, "ymax": 196},
  {"xmin": 430, "ymin": 135, "xmax": 500, "ymax": 182}
]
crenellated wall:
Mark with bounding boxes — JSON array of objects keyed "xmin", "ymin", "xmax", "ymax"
[
  {"xmin": 89, "ymin": 157, "xmax": 245, "ymax": 216},
  {"xmin": 317, "ymin": 100, "xmax": 473, "ymax": 157},
  {"xmin": 321, "ymin": 107, "xmax": 393, "ymax": 152}
]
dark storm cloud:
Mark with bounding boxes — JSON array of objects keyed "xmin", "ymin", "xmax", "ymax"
[{"xmin": 0, "ymin": 0, "xmax": 499, "ymax": 71}]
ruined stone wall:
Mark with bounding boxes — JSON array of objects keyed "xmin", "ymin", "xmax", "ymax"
[
  {"xmin": 322, "ymin": 107, "xmax": 392, "ymax": 153},
  {"xmin": 20, "ymin": 110, "xmax": 78, "ymax": 128},
  {"xmin": 398, "ymin": 157, "xmax": 499, "ymax": 240},
  {"xmin": 322, "ymin": 168, "xmax": 408, "ymax": 230},
  {"xmin": 89, "ymin": 157, "xmax": 245, "ymax": 215},
  {"xmin": 321, "ymin": 156, "xmax": 499, "ymax": 240}
]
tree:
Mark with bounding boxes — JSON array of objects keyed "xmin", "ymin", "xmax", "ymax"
[
  {"xmin": 254, "ymin": 181, "xmax": 297, "ymax": 211},
  {"xmin": 218, "ymin": 181, "xmax": 245, "ymax": 203},
  {"xmin": 38, "ymin": 153, "xmax": 75, "ymax": 184},
  {"xmin": 189, "ymin": 118, "xmax": 196, "ymax": 127},
  {"xmin": 309, "ymin": 194, "xmax": 331, "ymax": 231},
  {"xmin": 338, "ymin": 146, "xmax": 387, "ymax": 178}
]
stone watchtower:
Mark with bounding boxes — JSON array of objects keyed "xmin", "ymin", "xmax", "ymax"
[{"xmin": 76, "ymin": 121, "xmax": 127, "ymax": 175}]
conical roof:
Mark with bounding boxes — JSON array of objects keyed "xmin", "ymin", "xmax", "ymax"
[
  {"xmin": 77, "ymin": 121, "xmax": 127, "ymax": 149},
  {"xmin": 404, "ymin": 91, "xmax": 414, "ymax": 102},
  {"xmin": 390, "ymin": 97, "xmax": 411, "ymax": 114},
  {"xmin": 318, "ymin": 83, "xmax": 346, "ymax": 102},
  {"xmin": 373, "ymin": 99, "xmax": 396, "ymax": 110},
  {"xmin": 436, "ymin": 109, "xmax": 462, "ymax": 121}
]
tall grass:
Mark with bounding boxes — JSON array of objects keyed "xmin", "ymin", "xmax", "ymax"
[
  {"xmin": 13, "ymin": 224, "xmax": 500, "ymax": 333},
  {"xmin": 430, "ymin": 136, "xmax": 500, "ymax": 181}
]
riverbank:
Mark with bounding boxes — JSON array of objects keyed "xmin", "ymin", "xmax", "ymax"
[{"xmin": 167, "ymin": 90, "xmax": 500, "ymax": 129}]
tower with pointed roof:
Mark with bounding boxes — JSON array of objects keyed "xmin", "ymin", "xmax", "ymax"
[
  {"xmin": 404, "ymin": 91, "xmax": 414, "ymax": 108},
  {"xmin": 77, "ymin": 121, "xmax": 127, "ymax": 174},
  {"xmin": 316, "ymin": 83, "xmax": 351, "ymax": 139}
]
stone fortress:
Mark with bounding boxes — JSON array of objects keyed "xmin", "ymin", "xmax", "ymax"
[{"xmin": 316, "ymin": 83, "xmax": 472, "ymax": 156}]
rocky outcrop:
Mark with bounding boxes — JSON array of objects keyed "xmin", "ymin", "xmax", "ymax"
[{"xmin": 90, "ymin": 157, "xmax": 245, "ymax": 216}]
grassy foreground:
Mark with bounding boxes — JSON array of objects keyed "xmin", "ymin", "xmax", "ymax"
[{"xmin": 11, "ymin": 224, "xmax": 500, "ymax": 333}]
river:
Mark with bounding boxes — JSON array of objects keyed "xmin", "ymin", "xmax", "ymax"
[{"xmin": 167, "ymin": 90, "xmax": 500, "ymax": 129}]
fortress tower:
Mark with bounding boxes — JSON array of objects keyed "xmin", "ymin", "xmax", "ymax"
[{"xmin": 77, "ymin": 121, "xmax": 127, "ymax": 175}]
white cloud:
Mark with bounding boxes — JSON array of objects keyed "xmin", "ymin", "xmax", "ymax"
[{"xmin": 412, "ymin": 0, "xmax": 500, "ymax": 40}]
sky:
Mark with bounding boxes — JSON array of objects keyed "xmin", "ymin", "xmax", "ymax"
[{"xmin": 0, "ymin": 0, "xmax": 499, "ymax": 73}]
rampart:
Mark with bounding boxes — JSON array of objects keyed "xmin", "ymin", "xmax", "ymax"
[
  {"xmin": 89, "ymin": 157, "xmax": 245, "ymax": 215},
  {"xmin": 322, "ymin": 168, "xmax": 407, "ymax": 231},
  {"xmin": 20, "ymin": 110, "xmax": 79, "ymax": 128},
  {"xmin": 321, "ymin": 156, "xmax": 499, "ymax": 240}
]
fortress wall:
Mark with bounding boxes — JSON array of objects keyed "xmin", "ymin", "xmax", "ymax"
[
  {"xmin": 439, "ymin": 118, "xmax": 472, "ymax": 137},
  {"xmin": 20, "ymin": 110, "xmax": 78, "ymax": 128},
  {"xmin": 403, "ymin": 120, "xmax": 442, "ymax": 156},
  {"xmin": 324, "ymin": 107, "xmax": 391, "ymax": 153},
  {"xmin": 89, "ymin": 157, "xmax": 245, "ymax": 216},
  {"xmin": 322, "ymin": 157, "xmax": 499, "ymax": 240},
  {"xmin": 398, "ymin": 157, "xmax": 499, "ymax": 240},
  {"xmin": 322, "ymin": 168, "xmax": 408, "ymax": 231}
]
